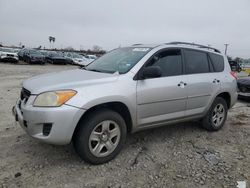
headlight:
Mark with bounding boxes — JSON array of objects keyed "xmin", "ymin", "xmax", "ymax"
[{"xmin": 33, "ymin": 90, "xmax": 77, "ymax": 107}]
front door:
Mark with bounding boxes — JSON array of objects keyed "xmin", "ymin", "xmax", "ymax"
[{"xmin": 136, "ymin": 49, "xmax": 187, "ymax": 127}]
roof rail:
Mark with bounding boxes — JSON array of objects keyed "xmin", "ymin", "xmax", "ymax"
[
  {"xmin": 166, "ymin": 41, "xmax": 221, "ymax": 53},
  {"xmin": 132, "ymin": 44, "xmax": 142, "ymax": 46}
]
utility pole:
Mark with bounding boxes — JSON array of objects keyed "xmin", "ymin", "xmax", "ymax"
[{"xmin": 224, "ymin": 43, "xmax": 229, "ymax": 55}]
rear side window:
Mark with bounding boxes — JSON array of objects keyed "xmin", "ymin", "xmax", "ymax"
[
  {"xmin": 209, "ymin": 53, "xmax": 224, "ymax": 72},
  {"xmin": 184, "ymin": 50, "xmax": 209, "ymax": 74}
]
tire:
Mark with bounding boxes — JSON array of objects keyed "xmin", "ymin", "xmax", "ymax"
[
  {"xmin": 73, "ymin": 109, "xmax": 127, "ymax": 164},
  {"xmin": 202, "ymin": 97, "xmax": 228, "ymax": 131}
]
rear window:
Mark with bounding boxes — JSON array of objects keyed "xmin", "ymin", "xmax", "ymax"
[
  {"xmin": 209, "ymin": 53, "xmax": 224, "ymax": 72},
  {"xmin": 184, "ymin": 50, "xmax": 209, "ymax": 74}
]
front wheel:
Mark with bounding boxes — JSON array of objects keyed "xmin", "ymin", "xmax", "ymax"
[
  {"xmin": 202, "ymin": 97, "xmax": 228, "ymax": 131},
  {"xmin": 73, "ymin": 109, "xmax": 127, "ymax": 164}
]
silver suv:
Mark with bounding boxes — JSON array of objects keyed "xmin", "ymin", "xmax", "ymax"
[{"xmin": 13, "ymin": 42, "xmax": 238, "ymax": 164}]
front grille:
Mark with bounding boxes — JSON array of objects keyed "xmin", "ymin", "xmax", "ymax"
[
  {"xmin": 20, "ymin": 88, "xmax": 31, "ymax": 101},
  {"xmin": 7, "ymin": 54, "xmax": 14, "ymax": 57},
  {"xmin": 43, "ymin": 123, "xmax": 52, "ymax": 136},
  {"xmin": 238, "ymin": 86, "xmax": 250, "ymax": 93}
]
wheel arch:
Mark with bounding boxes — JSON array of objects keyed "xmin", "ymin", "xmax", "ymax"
[
  {"xmin": 216, "ymin": 92, "xmax": 231, "ymax": 109},
  {"xmin": 72, "ymin": 101, "xmax": 133, "ymax": 141}
]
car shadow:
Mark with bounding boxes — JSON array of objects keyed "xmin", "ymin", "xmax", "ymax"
[{"xmin": 21, "ymin": 120, "xmax": 204, "ymax": 167}]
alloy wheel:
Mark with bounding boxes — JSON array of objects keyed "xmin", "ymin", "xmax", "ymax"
[
  {"xmin": 89, "ymin": 120, "xmax": 121, "ymax": 157},
  {"xmin": 212, "ymin": 104, "xmax": 225, "ymax": 127}
]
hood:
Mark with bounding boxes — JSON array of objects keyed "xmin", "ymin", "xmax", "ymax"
[
  {"xmin": 1, "ymin": 52, "xmax": 17, "ymax": 56},
  {"xmin": 22, "ymin": 69, "xmax": 118, "ymax": 94},
  {"xmin": 237, "ymin": 77, "xmax": 250, "ymax": 86},
  {"xmin": 72, "ymin": 58, "xmax": 83, "ymax": 62},
  {"xmin": 73, "ymin": 58, "xmax": 84, "ymax": 61},
  {"xmin": 52, "ymin": 56, "xmax": 66, "ymax": 60}
]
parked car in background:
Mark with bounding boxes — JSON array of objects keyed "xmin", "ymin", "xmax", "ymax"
[
  {"xmin": 46, "ymin": 51, "xmax": 71, "ymax": 64},
  {"xmin": 229, "ymin": 60, "xmax": 242, "ymax": 72},
  {"xmin": 0, "ymin": 47, "xmax": 19, "ymax": 62},
  {"xmin": 23, "ymin": 49, "xmax": 45, "ymax": 64},
  {"xmin": 13, "ymin": 42, "xmax": 237, "ymax": 164},
  {"xmin": 39, "ymin": 50, "xmax": 52, "ymax": 63},
  {"xmin": 237, "ymin": 77, "xmax": 250, "ymax": 100},
  {"xmin": 65, "ymin": 52, "xmax": 92, "ymax": 66},
  {"xmin": 241, "ymin": 63, "xmax": 250, "ymax": 76},
  {"xmin": 17, "ymin": 48, "xmax": 28, "ymax": 61},
  {"xmin": 85, "ymin": 54, "xmax": 97, "ymax": 61},
  {"xmin": 13, "ymin": 48, "xmax": 20, "ymax": 54},
  {"xmin": 39, "ymin": 50, "xmax": 49, "ymax": 57}
]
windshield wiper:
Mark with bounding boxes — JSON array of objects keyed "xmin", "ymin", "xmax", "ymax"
[
  {"xmin": 85, "ymin": 68, "xmax": 115, "ymax": 74},
  {"xmin": 86, "ymin": 68, "xmax": 102, "ymax": 72}
]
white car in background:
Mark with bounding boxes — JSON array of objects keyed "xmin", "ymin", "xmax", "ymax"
[
  {"xmin": 0, "ymin": 48, "xmax": 19, "ymax": 62},
  {"xmin": 85, "ymin": 54, "xmax": 97, "ymax": 61},
  {"xmin": 66, "ymin": 53, "xmax": 92, "ymax": 67}
]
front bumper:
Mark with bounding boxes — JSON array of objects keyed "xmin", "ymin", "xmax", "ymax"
[
  {"xmin": 1, "ymin": 56, "xmax": 18, "ymax": 62},
  {"xmin": 30, "ymin": 58, "xmax": 45, "ymax": 63},
  {"xmin": 13, "ymin": 99, "xmax": 85, "ymax": 145},
  {"xmin": 52, "ymin": 58, "xmax": 68, "ymax": 64},
  {"xmin": 238, "ymin": 92, "xmax": 250, "ymax": 98}
]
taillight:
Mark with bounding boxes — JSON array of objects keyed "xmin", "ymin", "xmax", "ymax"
[{"xmin": 230, "ymin": 71, "xmax": 237, "ymax": 79}]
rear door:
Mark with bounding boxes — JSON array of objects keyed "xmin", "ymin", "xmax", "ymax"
[
  {"xmin": 182, "ymin": 49, "xmax": 221, "ymax": 116},
  {"xmin": 136, "ymin": 49, "xmax": 187, "ymax": 127}
]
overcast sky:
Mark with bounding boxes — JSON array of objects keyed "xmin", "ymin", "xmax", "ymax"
[{"xmin": 0, "ymin": 0, "xmax": 249, "ymax": 58}]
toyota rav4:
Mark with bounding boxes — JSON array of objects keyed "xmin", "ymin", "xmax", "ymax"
[{"xmin": 13, "ymin": 42, "xmax": 238, "ymax": 164}]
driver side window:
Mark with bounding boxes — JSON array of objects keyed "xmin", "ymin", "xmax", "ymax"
[{"xmin": 147, "ymin": 49, "xmax": 183, "ymax": 77}]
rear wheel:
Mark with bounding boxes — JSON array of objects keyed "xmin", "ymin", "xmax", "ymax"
[
  {"xmin": 73, "ymin": 109, "xmax": 127, "ymax": 164},
  {"xmin": 202, "ymin": 97, "xmax": 228, "ymax": 131}
]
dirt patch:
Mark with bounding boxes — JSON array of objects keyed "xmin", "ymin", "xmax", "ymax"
[
  {"xmin": 235, "ymin": 112, "xmax": 249, "ymax": 120},
  {"xmin": 0, "ymin": 63, "xmax": 250, "ymax": 188}
]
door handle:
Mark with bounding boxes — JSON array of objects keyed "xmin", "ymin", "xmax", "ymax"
[
  {"xmin": 178, "ymin": 81, "xmax": 187, "ymax": 87},
  {"xmin": 213, "ymin": 79, "xmax": 220, "ymax": 83}
]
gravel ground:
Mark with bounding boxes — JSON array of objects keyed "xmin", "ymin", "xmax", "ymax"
[{"xmin": 0, "ymin": 63, "xmax": 249, "ymax": 188}]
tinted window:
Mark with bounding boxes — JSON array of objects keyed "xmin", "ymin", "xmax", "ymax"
[
  {"xmin": 209, "ymin": 53, "xmax": 224, "ymax": 72},
  {"xmin": 147, "ymin": 49, "xmax": 182, "ymax": 77},
  {"xmin": 184, "ymin": 50, "xmax": 209, "ymax": 74},
  {"xmin": 29, "ymin": 50, "xmax": 42, "ymax": 55}
]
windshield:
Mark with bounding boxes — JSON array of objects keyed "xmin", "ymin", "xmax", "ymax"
[
  {"xmin": 29, "ymin": 50, "xmax": 42, "ymax": 55},
  {"xmin": 0, "ymin": 48, "xmax": 14, "ymax": 53},
  {"xmin": 50, "ymin": 52, "xmax": 63, "ymax": 57},
  {"xmin": 86, "ymin": 47, "xmax": 151, "ymax": 74},
  {"xmin": 40, "ymin": 51, "xmax": 48, "ymax": 55},
  {"xmin": 72, "ymin": 53, "xmax": 83, "ymax": 58}
]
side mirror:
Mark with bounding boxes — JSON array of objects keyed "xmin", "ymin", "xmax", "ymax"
[{"xmin": 140, "ymin": 66, "xmax": 162, "ymax": 79}]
